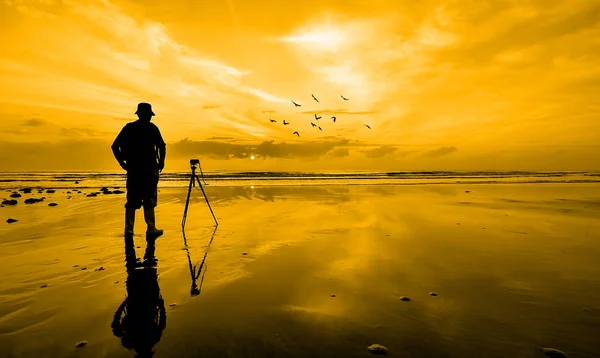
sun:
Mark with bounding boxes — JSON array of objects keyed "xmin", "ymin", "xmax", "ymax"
[{"xmin": 250, "ymin": 155, "xmax": 255, "ymax": 160}]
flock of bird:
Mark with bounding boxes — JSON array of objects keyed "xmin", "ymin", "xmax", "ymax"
[{"xmin": 269, "ymin": 94, "xmax": 371, "ymax": 137}]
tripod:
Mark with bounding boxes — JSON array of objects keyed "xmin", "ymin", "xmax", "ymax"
[{"xmin": 182, "ymin": 159, "xmax": 218, "ymax": 229}]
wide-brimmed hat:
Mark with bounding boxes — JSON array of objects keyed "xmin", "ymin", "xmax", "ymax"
[{"xmin": 135, "ymin": 102, "xmax": 155, "ymax": 116}]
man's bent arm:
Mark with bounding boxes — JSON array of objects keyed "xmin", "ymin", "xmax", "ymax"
[
  {"xmin": 111, "ymin": 128, "xmax": 127, "ymax": 166},
  {"xmin": 158, "ymin": 144, "xmax": 166, "ymax": 168}
]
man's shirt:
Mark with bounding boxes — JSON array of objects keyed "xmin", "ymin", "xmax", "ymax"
[{"xmin": 113, "ymin": 120, "xmax": 165, "ymax": 171}]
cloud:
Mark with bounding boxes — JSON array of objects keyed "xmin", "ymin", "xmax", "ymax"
[
  {"xmin": 363, "ymin": 145, "xmax": 397, "ymax": 158},
  {"xmin": 169, "ymin": 138, "xmax": 350, "ymax": 160},
  {"xmin": 299, "ymin": 109, "xmax": 376, "ymax": 115},
  {"xmin": 422, "ymin": 146, "xmax": 457, "ymax": 158},
  {"xmin": 22, "ymin": 118, "xmax": 45, "ymax": 127},
  {"xmin": 328, "ymin": 148, "xmax": 350, "ymax": 158}
]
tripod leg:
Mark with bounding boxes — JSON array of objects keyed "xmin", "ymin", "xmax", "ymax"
[
  {"xmin": 196, "ymin": 175, "xmax": 218, "ymax": 227},
  {"xmin": 182, "ymin": 173, "xmax": 195, "ymax": 229}
]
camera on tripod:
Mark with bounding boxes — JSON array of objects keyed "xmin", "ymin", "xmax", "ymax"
[{"xmin": 182, "ymin": 158, "xmax": 218, "ymax": 228}]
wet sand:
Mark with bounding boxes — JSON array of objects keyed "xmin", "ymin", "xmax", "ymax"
[{"xmin": 1, "ymin": 184, "xmax": 600, "ymax": 357}]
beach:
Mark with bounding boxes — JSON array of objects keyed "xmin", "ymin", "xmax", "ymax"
[{"xmin": 1, "ymin": 182, "xmax": 600, "ymax": 357}]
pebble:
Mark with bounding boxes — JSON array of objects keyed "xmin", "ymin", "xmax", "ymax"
[
  {"xmin": 465, "ymin": 190, "xmax": 470, "ymax": 193},
  {"xmin": 399, "ymin": 296, "xmax": 411, "ymax": 301},
  {"xmin": 169, "ymin": 303, "xmax": 177, "ymax": 307},
  {"xmin": 40, "ymin": 284, "xmax": 48, "ymax": 288},
  {"xmin": 48, "ymin": 203, "xmax": 58, "ymax": 207},
  {"xmin": 541, "ymin": 347, "xmax": 567, "ymax": 358},
  {"xmin": 113, "ymin": 190, "xmax": 125, "ymax": 194},
  {"xmin": 75, "ymin": 341, "xmax": 87, "ymax": 348},
  {"xmin": 10, "ymin": 193, "xmax": 21, "ymax": 198},
  {"xmin": 367, "ymin": 344, "xmax": 388, "ymax": 355},
  {"xmin": 95, "ymin": 267, "xmax": 105, "ymax": 271},
  {"xmin": 46, "ymin": 189, "xmax": 55, "ymax": 194},
  {"xmin": 331, "ymin": 294, "xmax": 336, "ymax": 298},
  {"xmin": 429, "ymin": 292, "xmax": 438, "ymax": 296},
  {"xmin": 6, "ymin": 218, "xmax": 18, "ymax": 224}
]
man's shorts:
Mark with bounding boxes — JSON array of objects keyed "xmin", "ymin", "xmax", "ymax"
[{"xmin": 125, "ymin": 170, "xmax": 159, "ymax": 210}]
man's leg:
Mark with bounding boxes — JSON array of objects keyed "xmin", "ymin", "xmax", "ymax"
[
  {"xmin": 143, "ymin": 170, "xmax": 163, "ymax": 238},
  {"xmin": 125, "ymin": 171, "xmax": 143, "ymax": 236}
]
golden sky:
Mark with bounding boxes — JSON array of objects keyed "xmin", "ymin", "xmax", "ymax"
[{"xmin": 1, "ymin": 0, "xmax": 599, "ymax": 171}]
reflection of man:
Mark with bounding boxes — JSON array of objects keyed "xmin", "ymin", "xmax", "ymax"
[
  {"xmin": 111, "ymin": 102, "xmax": 166, "ymax": 238},
  {"xmin": 112, "ymin": 236, "xmax": 166, "ymax": 357}
]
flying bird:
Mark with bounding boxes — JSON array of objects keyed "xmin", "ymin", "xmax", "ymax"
[
  {"xmin": 311, "ymin": 123, "xmax": 317, "ymax": 127},
  {"xmin": 364, "ymin": 124, "xmax": 371, "ymax": 129},
  {"xmin": 269, "ymin": 119, "xmax": 276, "ymax": 123},
  {"xmin": 293, "ymin": 131, "xmax": 300, "ymax": 137},
  {"xmin": 283, "ymin": 120, "xmax": 289, "ymax": 125},
  {"xmin": 332, "ymin": 116, "xmax": 336, "ymax": 122},
  {"xmin": 292, "ymin": 100, "xmax": 301, "ymax": 107},
  {"xmin": 311, "ymin": 94, "xmax": 319, "ymax": 103},
  {"xmin": 318, "ymin": 126, "xmax": 322, "ymax": 131},
  {"xmin": 341, "ymin": 95, "xmax": 349, "ymax": 101},
  {"xmin": 314, "ymin": 114, "xmax": 321, "ymax": 120}
]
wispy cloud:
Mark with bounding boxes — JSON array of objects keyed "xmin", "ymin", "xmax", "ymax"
[
  {"xmin": 363, "ymin": 145, "xmax": 397, "ymax": 158},
  {"xmin": 422, "ymin": 146, "xmax": 457, "ymax": 158},
  {"xmin": 299, "ymin": 109, "xmax": 376, "ymax": 115}
]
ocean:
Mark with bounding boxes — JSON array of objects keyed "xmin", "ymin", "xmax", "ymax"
[{"xmin": 0, "ymin": 171, "xmax": 599, "ymax": 190}]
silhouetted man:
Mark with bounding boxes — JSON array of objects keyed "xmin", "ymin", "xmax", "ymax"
[{"xmin": 112, "ymin": 102, "xmax": 166, "ymax": 238}]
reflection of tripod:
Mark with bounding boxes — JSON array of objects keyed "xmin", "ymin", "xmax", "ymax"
[{"xmin": 182, "ymin": 159, "xmax": 218, "ymax": 229}]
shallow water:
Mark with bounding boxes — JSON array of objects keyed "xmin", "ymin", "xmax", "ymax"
[{"xmin": 1, "ymin": 184, "xmax": 599, "ymax": 357}]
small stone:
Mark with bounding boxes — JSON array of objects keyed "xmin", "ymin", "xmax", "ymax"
[
  {"xmin": 10, "ymin": 193, "xmax": 22, "ymax": 198},
  {"xmin": 482, "ymin": 227, "xmax": 486, "ymax": 230},
  {"xmin": 73, "ymin": 265, "xmax": 79, "ymax": 268},
  {"xmin": 75, "ymin": 181, "xmax": 79, "ymax": 184},
  {"xmin": 169, "ymin": 303, "xmax": 177, "ymax": 307},
  {"xmin": 465, "ymin": 190, "xmax": 470, "ymax": 193},
  {"xmin": 95, "ymin": 267, "xmax": 105, "ymax": 271},
  {"xmin": 40, "ymin": 284, "xmax": 48, "ymax": 288},
  {"xmin": 399, "ymin": 296, "xmax": 411, "ymax": 301},
  {"xmin": 6, "ymin": 218, "xmax": 18, "ymax": 224},
  {"xmin": 113, "ymin": 190, "xmax": 125, "ymax": 194},
  {"xmin": 541, "ymin": 347, "xmax": 567, "ymax": 358},
  {"xmin": 100, "ymin": 187, "xmax": 109, "ymax": 191},
  {"xmin": 102, "ymin": 191, "xmax": 113, "ymax": 194},
  {"xmin": 367, "ymin": 344, "xmax": 388, "ymax": 355},
  {"xmin": 48, "ymin": 203, "xmax": 58, "ymax": 207},
  {"xmin": 75, "ymin": 341, "xmax": 87, "ymax": 348},
  {"xmin": 46, "ymin": 189, "xmax": 55, "ymax": 193},
  {"xmin": 331, "ymin": 294, "xmax": 336, "ymax": 297},
  {"xmin": 242, "ymin": 252, "xmax": 248, "ymax": 255},
  {"xmin": 81, "ymin": 267, "xmax": 87, "ymax": 270},
  {"xmin": 429, "ymin": 292, "xmax": 438, "ymax": 296},
  {"xmin": 24, "ymin": 198, "xmax": 44, "ymax": 204}
]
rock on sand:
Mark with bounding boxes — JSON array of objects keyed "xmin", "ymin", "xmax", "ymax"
[
  {"xmin": 75, "ymin": 341, "xmax": 88, "ymax": 348},
  {"xmin": 541, "ymin": 347, "xmax": 567, "ymax": 358},
  {"xmin": 399, "ymin": 296, "xmax": 411, "ymax": 301},
  {"xmin": 6, "ymin": 218, "xmax": 18, "ymax": 224},
  {"xmin": 2, "ymin": 200, "xmax": 17, "ymax": 206},
  {"xmin": 367, "ymin": 344, "xmax": 388, "ymax": 355}
]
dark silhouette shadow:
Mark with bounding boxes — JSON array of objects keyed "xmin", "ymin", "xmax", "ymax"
[
  {"xmin": 112, "ymin": 235, "xmax": 166, "ymax": 357},
  {"xmin": 183, "ymin": 226, "xmax": 217, "ymax": 297}
]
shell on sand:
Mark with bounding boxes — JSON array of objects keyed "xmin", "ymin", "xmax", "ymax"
[
  {"xmin": 541, "ymin": 347, "xmax": 567, "ymax": 358},
  {"xmin": 367, "ymin": 344, "xmax": 388, "ymax": 355}
]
